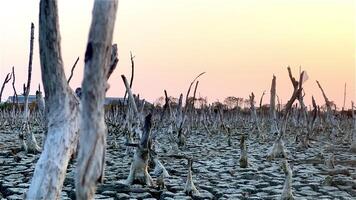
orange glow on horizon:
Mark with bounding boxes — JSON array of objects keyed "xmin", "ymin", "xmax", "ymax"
[{"xmin": 0, "ymin": 0, "xmax": 355, "ymax": 109}]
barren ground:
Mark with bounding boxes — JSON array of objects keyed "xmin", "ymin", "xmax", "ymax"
[{"xmin": 0, "ymin": 126, "xmax": 355, "ymax": 200}]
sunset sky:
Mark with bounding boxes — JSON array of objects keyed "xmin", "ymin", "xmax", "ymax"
[{"xmin": 0, "ymin": 0, "xmax": 355, "ymax": 108}]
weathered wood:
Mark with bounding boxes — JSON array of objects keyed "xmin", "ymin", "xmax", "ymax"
[
  {"xmin": 351, "ymin": 101, "xmax": 356, "ymax": 152},
  {"xmin": 249, "ymin": 92, "xmax": 261, "ymax": 134},
  {"xmin": 269, "ymin": 75, "xmax": 278, "ymax": 134},
  {"xmin": 316, "ymin": 80, "xmax": 335, "ymax": 125},
  {"xmin": 0, "ymin": 72, "xmax": 11, "ymax": 102},
  {"xmin": 36, "ymin": 85, "xmax": 45, "ymax": 114},
  {"xmin": 11, "ymin": 66, "xmax": 18, "ymax": 105},
  {"xmin": 107, "ymin": 44, "xmax": 119, "ymax": 80},
  {"xmin": 239, "ymin": 135, "xmax": 248, "ymax": 168},
  {"xmin": 23, "ymin": 22, "xmax": 41, "ymax": 154},
  {"xmin": 123, "ymin": 51, "xmax": 135, "ymax": 101},
  {"xmin": 26, "ymin": 0, "xmax": 80, "ymax": 198},
  {"xmin": 184, "ymin": 158, "xmax": 199, "ymax": 195},
  {"xmin": 125, "ymin": 114, "xmax": 154, "ymax": 186},
  {"xmin": 280, "ymin": 160, "xmax": 294, "ymax": 200},
  {"xmin": 75, "ymin": 1, "xmax": 118, "ymax": 199},
  {"xmin": 121, "ymin": 75, "xmax": 139, "ymax": 118}
]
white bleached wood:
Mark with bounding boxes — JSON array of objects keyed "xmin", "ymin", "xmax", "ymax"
[
  {"xmin": 26, "ymin": 0, "xmax": 80, "ymax": 198},
  {"xmin": 75, "ymin": 0, "xmax": 118, "ymax": 199}
]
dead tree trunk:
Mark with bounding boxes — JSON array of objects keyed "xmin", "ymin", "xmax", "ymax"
[
  {"xmin": 239, "ymin": 135, "xmax": 248, "ymax": 168},
  {"xmin": 160, "ymin": 90, "xmax": 171, "ymax": 122},
  {"xmin": 316, "ymin": 80, "xmax": 335, "ymax": 125},
  {"xmin": 184, "ymin": 158, "xmax": 199, "ymax": 195},
  {"xmin": 28, "ymin": 1, "xmax": 118, "ymax": 198},
  {"xmin": 280, "ymin": 160, "xmax": 294, "ymax": 200},
  {"xmin": 249, "ymin": 92, "xmax": 261, "ymax": 135},
  {"xmin": 269, "ymin": 75, "xmax": 278, "ymax": 134},
  {"xmin": 267, "ymin": 67, "xmax": 305, "ymax": 160},
  {"xmin": 0, "ymin": 72, "xmax": 11, "ymax": 102},
  {"xmin": 23, "ymin": 22, "xmax": 41, "ymax": 153},
  {"xmin": 26, "ymin": 1, "xmax": 81, "ymax": 198},
  {"xmin": 123, "ymin": 52, "xmax": 135, "ymax": 102},
  {"xmin": 11, "ymin": 67, "xmax": 18, "ymax": 106},
  {"xmin": 125, "ymin": 114, "xmax": 154, "ymax": 186},
  {"xmin": 75, "ymin": 1, "xmax": 118, "ymax": 199},
  {"xmin": 351, "ymin": 101, "xmax": 356, "ymax": 153},
  {"xmin": 36, "ymin": 85, "xmax": 45, "ymax": 114}
]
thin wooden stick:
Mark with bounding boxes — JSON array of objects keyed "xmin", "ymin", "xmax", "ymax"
[
  {"xmin": 67, "ymin": 56, "xmax": 79, "ymax": 84},
  {"xmin": 123, "ymin": 51, "xmax": 135, "ymax": 101},
  {"xmin": 24, "ymin": 22, "xmax": 35, "ymax": 121},
  {"xmin": 11, "ymin": 66, "xmax": 18, "ymax": 105},
  {"xmin": 0, "ymin": 72, "xmax": 12, "ymax": 102},
  {"xmin": 121, "ymin": 75, "xmax": 139, "ymax": 117}
]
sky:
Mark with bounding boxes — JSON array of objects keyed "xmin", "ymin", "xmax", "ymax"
[{"xmin": 0, "ymin": 0, "xmax": 355, "ymax": 109}]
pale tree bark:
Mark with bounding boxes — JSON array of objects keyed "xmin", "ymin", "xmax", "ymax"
[
  {"xmin": 297, "ymin": 90, "xmax": 307, "ymax": 126},
  {"xmin": 75, "ymin": 1, "xmax": 118, "ymax": 199},
  {"xmin": 26, "ymin": 0, "xmax": 80, "ymax": 198},
  {"xmin": 123, "ymin": 51, "xmax": 135, "ymax": 102},
  {"xmin": 267, "ymin": 68, "xmax": 305, "ymax": 160},
  {"xmin": 269, "ymin": 75, "xmax": 278, "ymax": 134},
  {"xmin": 125, "ymin": 114, "xmax": 154, "ymax": 186},
  {"xmin": 23, "ymin": 22, "xmax": 41, "ymax": 153},
  {"xmin": 28, "ymin": 1, "xmax": 118, "ymax": 198}
]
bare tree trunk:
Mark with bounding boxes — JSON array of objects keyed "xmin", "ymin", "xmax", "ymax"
[
  {"xmin": 269, "ymin": 75, "xmax": 278, "ymax": 134},
  {"xmin": 76, "ymin": 1, "xmax": 118, "ymax": 199},
  {"xmin": 23, "ymin": 22, "xmax": 41, "ymax": 153},
  {"xmin": 125, "ymin": 114, "xmax": 154, "ymax": 186},
  {"xmin": 26, "ymin": 0, "xmax": 80, "ymax": 198},
  {"xmin": 123, "ymin": 52, "xmax": 135, "ymax": 102},
  {"xmin": 239, "ymin": 135, "xmax": 248, "ymax": 168},
  {"xmin": 0, "ymin": 72, "xmax": 11, "ymax": 102},
  {"xmin": 249, "ymin": 92, "xmax": 260, "ymax": 134},
  {"xmin": 11, "ymin": 67, "xmax": 18, "ymax": 106},
  {"xmin": 267, "ymin": 67, "xmax": 306, "ymax": 160},
  {"xmin": 316, "ymin": 80, "xmax": 335, "ymax": 125},
  {"xmin": 342, "ymin": 83, "xmax": 346, "ymax": 111},
  {"xmin": 184, "ymin": 158, "xmax": 199, "ymax": 195},
  {"xmin": 351, "ymin": 101, "xmax": 356, "ymax": 153},
  {"xmin": 280, "ymin": 160, "xmax": 294, "ymax": 200}
]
